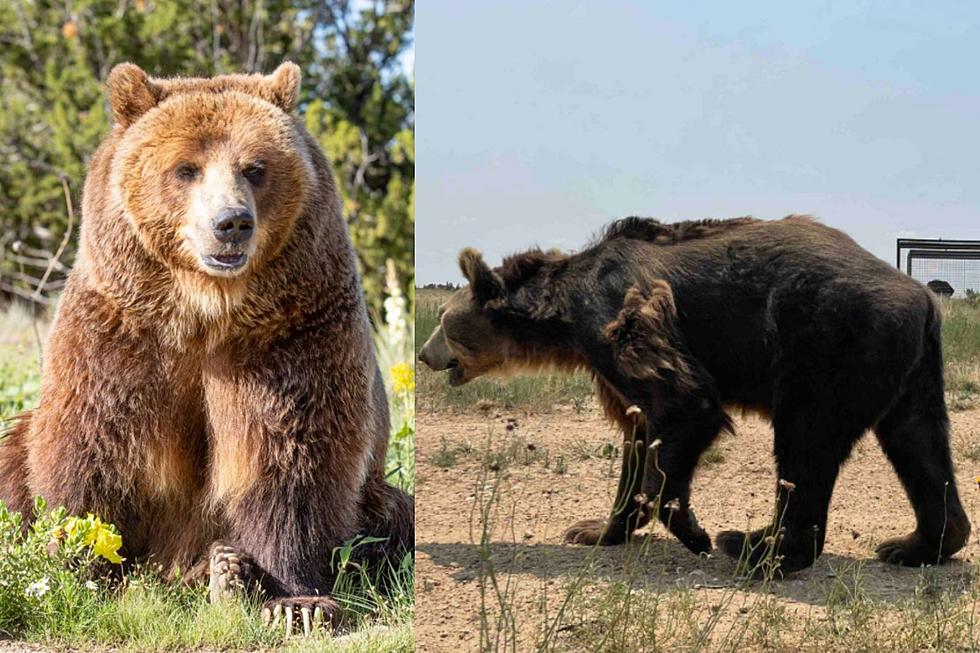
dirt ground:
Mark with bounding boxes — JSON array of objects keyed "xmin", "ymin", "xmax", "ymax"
[{"xmin": 415, "ymin": 403, "xmax": 980, "ymax": 652}]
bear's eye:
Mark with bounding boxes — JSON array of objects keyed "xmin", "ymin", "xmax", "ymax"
[
  {"xmin": 242, "ymin": 162, "xmax": 266, "ymax": 185},
  {"xmin": 174, "ymin": 163, "xmax": 199, "ymax": 182}
]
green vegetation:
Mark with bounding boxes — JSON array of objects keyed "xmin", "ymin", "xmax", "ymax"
[
  {"xmin": 941, "ymin": 298, "xmax": 980, "ymax": 410},
  {"xmin": 0, "ymin": 502, "xmax": 413, "ymax": 651},
  {"xmin": 0, "ymin": 0, "xmax": 414, "ymax": 316},
  {"xmin": 430, "ymin": 436, "xmax": 473, "ymax": 469},
  {"xmin": 700, "ymin": 444, "xmax": 726, "ymax": 466},
  {"xmin": 0, "ymin": 304, "xmax": 415, "ymax": 651}
]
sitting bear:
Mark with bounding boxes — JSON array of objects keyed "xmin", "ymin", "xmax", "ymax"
[
  {"xmin": 419, "ymin": 215, "xmax": 969, "ymax": 574},
  {"xmin": 0, "ymin": 62, "xmax": 413, "ymax": 626}
]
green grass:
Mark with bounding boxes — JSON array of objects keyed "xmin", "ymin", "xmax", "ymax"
[
  {"xmin": 2, "ymin": 565, "xmax": 413, "ymax": 652},
  {"xmin": 0, "ymin": 302, "xmax": 415, "ymax": 652},
  {"xmin": 430, "ymin": 436, "xmax": 474, "ymax": 469},
  {"xmin": 940, "ymin": 298, "xmax": 980, "ymax": 410},
  {"xmin": 700, "ymin": 444, "xmax": 726, "ymax": 466}
]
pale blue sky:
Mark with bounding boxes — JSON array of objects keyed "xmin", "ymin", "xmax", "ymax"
[{"xmin": 416, "ymin": 1, "xmax": 980, "ymax": 285}]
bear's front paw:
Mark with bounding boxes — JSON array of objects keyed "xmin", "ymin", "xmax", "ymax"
[
  {"xmin": 716, "ymin": 528, "xmax": 817, "ymax": 576},
  {"xmin": 208, "ymin": 542, "xmax": 246, "ymax": 603},
  {"xmin": 876, "ymin": 532, "xmax": 943, "ymax": 567},
  {"xmin": 261, "ymin": 596, "xmax": 341, "ymax": 636},
  {"xmin": 563, "ymin": 519, "xmax": 627, "ymax": 546},
  {"xmin": 674, "ymin": 526, "xmax": 712, "ymax": 556}
]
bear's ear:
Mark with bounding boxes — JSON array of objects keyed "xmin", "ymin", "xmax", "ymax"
[
  {"xmin": 262, "ymin": 62, "xmax": 301, "ymax": 113},
  {"xmin": 458, "ymin": 248, "xmax": 504, "ymax": 304},
  {"xmin": 106, "ymin": 63, "xmax": 164, "ymax": 128}
]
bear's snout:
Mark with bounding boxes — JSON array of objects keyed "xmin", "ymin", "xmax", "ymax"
[{"xmin": 212, "ymin": 207, "xmax": 255, "ymax": 245}]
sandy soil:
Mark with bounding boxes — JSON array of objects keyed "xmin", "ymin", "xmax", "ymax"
[{"xmin": 415, "ymin": 404, "xmax": 980, "ymax": 652}]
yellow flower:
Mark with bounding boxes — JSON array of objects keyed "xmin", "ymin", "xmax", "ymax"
[
  {"xmin": 390, "ymin": 362, "xmax": 415, "ymax": 394},
  {"xmin": 91, "ymin": 525, "xmax": 123, "ymax": 564},
  {"xmin": 62, "ymin": 514, "xmax": 124, "ymax": 563}
]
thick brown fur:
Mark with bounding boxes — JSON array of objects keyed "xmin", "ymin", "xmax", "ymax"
[
  {"xmin": 0, "ymin": 415, "xmax": 31, "ymax": 517},
  {"xmin": 420, "ymin": 215, "xmax": 970, "ymax": 574},
  {"xmin": 0, "ymin": 63, "xmax": 413, "ymax": 615},
  {"xmin": 597, "ymin": 215, "xmax": 759, "ymax": 245},
  {"xmin": 602, "ymin": 281, "xmax": 699, "ymax": 393}
]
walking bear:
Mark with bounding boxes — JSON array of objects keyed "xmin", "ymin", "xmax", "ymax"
[
  {"xmin": 0, "ymin": 62, "xmax": 413, "ymax": 626},
  {"xmin": 419, "ymin": 215, "xmax": 970, "ymax": 573}
]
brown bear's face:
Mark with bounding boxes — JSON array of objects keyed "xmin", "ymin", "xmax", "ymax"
[
  {"xmin": 106, "ymin": 63, "xmax": 313, "ymax": 279},
  {"xmin": 419, "ymin": 288, "xmax": 508, "ymax": 386}
]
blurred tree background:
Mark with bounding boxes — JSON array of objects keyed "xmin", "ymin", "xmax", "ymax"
[{"xmin": 0, "ymin": 0, "xmax": 414, "ymax": 316}]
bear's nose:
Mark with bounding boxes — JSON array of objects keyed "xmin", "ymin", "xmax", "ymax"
[{"xmin": 212, "ymin": 208, "xmax": 255, "ymax": 245}]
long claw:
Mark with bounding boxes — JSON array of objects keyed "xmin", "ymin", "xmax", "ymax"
[
  {"xmin": 261, "ymin": 607, "xmax": 271, "ymax": 626},
  {"xmin": 271, "ymin": 604, "xmax": 282, "ymax": 629},
  {"xmin": 284, "ymin": 606, "xmax": 294, "ymax": 637},
  {"xmin": 302, "ymin": 607, "xmax": 312, "ymax": 636},
  {"xmin": 313, "ymin": 606, "xmax": 324, "ymax": 628}
]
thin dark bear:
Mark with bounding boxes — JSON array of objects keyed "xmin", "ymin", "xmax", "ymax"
[{"xmin": 419, "ymin": 215, "xmax": 970, "ymax": 573}]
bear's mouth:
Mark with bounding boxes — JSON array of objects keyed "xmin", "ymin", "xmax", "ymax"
[
  {"xmin": 201, "ymin": 253, "xmax": 249, "ymax": 272},
  {"xmin": 447, "ymin": 359, "xmax": 466, "ymax": 386}
]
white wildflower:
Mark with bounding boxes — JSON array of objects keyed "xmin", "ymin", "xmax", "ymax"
[
  {"xmin": 24, "ymin": 577, "xmax": 50, "ymax": 597},
  {"xmin": 383, "ymin": 259, "xmax": 408, "ymax": 348},
  {"xmin": 85, "ymin": 580, "xmax": 98, "ymax": 591}
]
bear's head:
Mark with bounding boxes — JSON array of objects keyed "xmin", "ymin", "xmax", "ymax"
[
  {"xmin": 104, "ymin": 62, "xmax": 315, "ymax": 280},
  {"xmin": 418, "ymin": 248, "xmax": 564, "ymax": 386},
  {"xmin": 418, "ymin": 288, "xmax": 505, "ymax": 387}
]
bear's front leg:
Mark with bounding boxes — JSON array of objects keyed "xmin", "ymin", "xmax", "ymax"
[
  {"xmin": 205, "ymin": 329, "xmax": 380, "ymax": 628},
  {"xmin": 563, "ymin": 436, "xmax": 648, "ymax": 546},
  {"xmin": 638, "ymin": 398, "xmax": 730, "ymax": 556},
  {"xmin": 206, "ymin": 541, "xmax": 340, "ymax": 635},
  {"xmin": 23, "ymin": 296, "xmax": 213, "ymax": 572},
  {"xmin": 578, "ymin": 281, "xmax": 725, "ymax": 556}
]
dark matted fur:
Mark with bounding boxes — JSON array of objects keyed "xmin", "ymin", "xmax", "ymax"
[
  {"xmin": 0, "ymin": 63, "xmax": 413, "ymax": 614},
  {"xmin": 437, "ymin": 215, "xmax": 970, "ymax": 573}
]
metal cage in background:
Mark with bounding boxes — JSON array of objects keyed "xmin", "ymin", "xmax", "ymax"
[{"xmin": 896, "ymin": 238, "xmax": 980, "ymax": 297}]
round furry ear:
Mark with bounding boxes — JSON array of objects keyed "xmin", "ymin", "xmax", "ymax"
[
  {"xmin": 106, "ymin": 63, "xmax": 164, "ymax": 128},
  {"xmin": 458, "ymin": 247, "xmax": 504, "ymax": 304},
  {"xmin": 263, "ymin": 61, "xmax": 301, "ymax": 113}
]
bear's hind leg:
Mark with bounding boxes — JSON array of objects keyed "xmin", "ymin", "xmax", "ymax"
[
  {"xmin": 873, "ymin": 370, "xmax": 970, "ymax": 566},
  {"xmin": 717, "ymin": 389, "xmax": 866, "ymax": 575},
  {"xmin": 0, "ymin": 412, "xmax": 32, "ymax": 517},
  {"xmin": 351, "ymin": 477, "xmax": 415, "ymax": 576}
]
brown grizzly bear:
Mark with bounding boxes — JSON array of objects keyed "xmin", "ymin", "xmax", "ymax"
[
  {"xmin": 419, "ymin": 215, "xmax": 970, "ymax": 574},
  {"xmin": 0, "ymin": 62, "xmax": 413, "ymax": 625}
]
